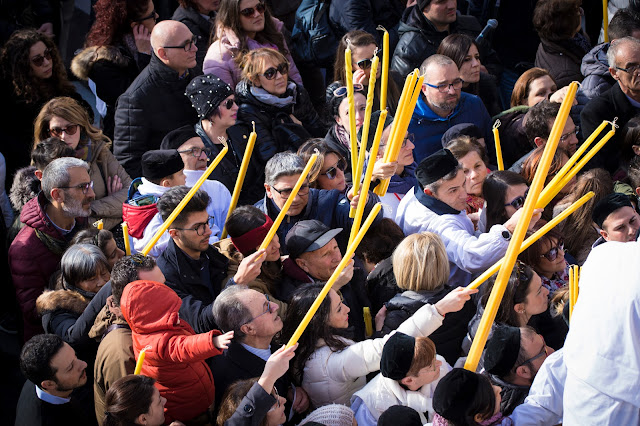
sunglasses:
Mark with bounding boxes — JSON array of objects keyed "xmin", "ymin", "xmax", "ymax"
[
  {"xmin": 504, "ymin": 188, "xmax": 529, "ymax": 210},
  {"xmin": 356, "ymin": 52, "xmax": 381, "ymax": 70},
  {"xmin": 260, "ymin": 62, "xmax": 288, "ymax": 80},
  {"xmin": 332, "ymin": 83, "xmax": 364, "ymax": 97},
  {"xmin": 49, "ymin": 124, "xmax": 79, "ymax": 138},
  {"xmin": 222, "ymin": 98, "xmax": 236, "ymax": 110},
  {"xmin": 31, "ymin": 48, "xmax": 52, "ymax": 67},
  {"xmin": 135, "ymin": 9, "xmax": 158, "ymax": 22},
  {"xmin": 163, "ymin": 35, "xmax": 199, "ymax": 51},
  {"xmin": 321, "ymin": 158, "xmax": 347, "ymax": 180},
  {"xmin": 541, "ymin": 239, "xmax": 564, "ymax": 262},
  {"xmin": 240, "ymin": 2, "xmax": 266, "ymax": 17}
]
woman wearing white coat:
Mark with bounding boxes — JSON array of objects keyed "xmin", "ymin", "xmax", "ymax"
[{"xmin": 279, "ymin": 282, "xmax": 476, "ymax": 407}]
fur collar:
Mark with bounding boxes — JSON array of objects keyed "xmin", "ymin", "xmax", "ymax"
[
  {"xmin": 71, "ymin": 45, "xmax": 130, "ymax": 80},
  {"xmin": 36, "ymin": 289, "xmax": 89, "ymax": 315}
]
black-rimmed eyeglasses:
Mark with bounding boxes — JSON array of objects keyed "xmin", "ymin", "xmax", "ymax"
[
  {"xmin": 241, "ymin": 294, "xmax": 272, "ymax": 326},
  {"xmin": 163, "ymin": 35, "xmax": 199, "ymax": 51},
  {"xmin": 271, "ymin": 183, "xmax": 310, "ymax": 199},
  {"xmin": 171, "ymin": 216, "xmax": 214, "ymax": 236},
  {"xmin": 58, "ymin": 181, "xmax": 93, "ymax": 194}
]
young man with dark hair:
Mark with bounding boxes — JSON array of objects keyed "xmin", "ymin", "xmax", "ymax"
[
  {"xmin": 592, "ymin": 192, "xmax": 640, "ymax": 244},
  {"xmin": 16, "ymin": 334, "xmax": 95, "ymax": 425}
]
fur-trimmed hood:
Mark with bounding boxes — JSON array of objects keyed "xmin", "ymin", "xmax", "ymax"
[
  {"xmin": 71, "ymin": 45, "xmax": 131, "ymax": 81},
  {"xmin": 36, "ymin": 288, "xmax": 90, "ymax": 315},
  {"xmin": 9, "ymin": 166, "xmax": 39, "ymax": 212}
]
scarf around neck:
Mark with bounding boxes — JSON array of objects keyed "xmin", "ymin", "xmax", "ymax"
[{"xmin": 250, "ymin": 81, "xmax": 297, "ymax": 108}]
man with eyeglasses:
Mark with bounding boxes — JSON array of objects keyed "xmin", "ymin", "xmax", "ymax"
[
  {"xmin": 114, "ymin": 20, "xmax": 199, "ymax": 178},
  {"xmin": 256, "ymin": 152, "xmax": 381, "ymax": 255},
  {"xmin": 483, "ymin": 325, "xmax": 554, "ymax": 416},
  {"xmin": 211, "ymin": 286, "xmax": 311, "ymax": 419},
  {"xmin": 408, "ymin": 55, "xmax": 493, "ymax": 163},
  {"xmin": 156, "ymin": 186, "xmax": 265, "ymax": 334},
  {"xmin": 9, "ymin": 157, "xmax": 93, "ymax": 341},
  {"xmin": 582, "ymin": 36, "xmax": 640, "ymax": 173}
]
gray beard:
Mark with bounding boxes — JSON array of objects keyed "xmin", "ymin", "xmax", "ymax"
[
  {"xmin": 62, "ymin": 198, "xmax": 90, "ymax": 218},
  {"xmin": 429, "ymin": 98, "xmax": 458, "ymax": 113}
]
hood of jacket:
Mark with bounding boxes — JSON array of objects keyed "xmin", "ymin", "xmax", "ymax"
[
  {"xmin": 581, "ymin": 42, "xmax": 610, "ymax": 78},
  {"xmin": 10, "ymin": 166, "xmax": 40, "ymax": 211},
  {"xmin": 36, "ymin": 288, "xmax": 89, "ymax": 315},
  {"xmin": 121, "ymin": 280, "xmax": 184, "ymax": 334},
  {"xmin": 122, "ymin": 202, "xmax": 158, "ymax": 239},
  {"xmin": 71, "ymin": 45, "xmax": 132, "ymax": 81}
]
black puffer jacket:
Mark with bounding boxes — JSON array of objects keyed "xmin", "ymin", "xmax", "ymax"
[
  {"xmin": 235, "ymin": 79, "xmax": 327, "ymax": 165},
  {"xmin": 579, "ymin": 42, "xmax": 614, "ymax": 102},
  {"xmin": 329, "ymin": 0, "xmax": 404, "ymax": 49},
  {"xmin": 171, "ymin": 6, "xmax": 212, "ymax": 75},
  {"xmin": 381, "ymin": 287, "xmax": 476, "ymax": 366},
  {"xmin": 113, "ymin": 53, "xmax": 198, "ymax": 178},
  {"xmin": 489, "ymin": 375, "xmax": 530, "ymax": 416},
  {"xmin": 535, "ymin": 39, "xmax": 586, "ymax": 88},
  {"xmin": 391, "ymin": 6, "xmax": 488, "ymax": 79},
  {"xmin": 492, "ymin": 106, "xmax": 531, "ymax": 170},
  {"xmin": 365, "ymin": 257, "xmax": 400, "ymax": 315}
]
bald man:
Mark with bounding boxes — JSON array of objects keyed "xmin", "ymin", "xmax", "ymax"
[{"xmin": 114, "ymin": 20, "xmax": 199, "ymax": 178}]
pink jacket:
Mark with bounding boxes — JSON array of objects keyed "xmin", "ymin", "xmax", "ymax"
[{"xmin": 203, "ymin": 17, "xmax": 303, "ymax": 88}]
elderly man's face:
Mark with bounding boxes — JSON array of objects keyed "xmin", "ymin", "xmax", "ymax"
[
  {"xmin": 58, "ymin": 167, "xmax": 95, "ymax": 218},
  {"xmin": 423, "ymin": 63, "xmax": 462, "ymax": 115},
  {"xmin": 295, "ymin": 238, "xmax": 342, "ymax": 281},
  {"xmin": 241, "ymin": 289, "xmax": 282, "ymax": 338},
  {"xmin": 611, "ymin": 41, "xmax": 640, "ymax": 97},
  {"xmin": 178, "ymin": 137, "xmax": 209, "ymax": 171},
  {"xmin": 265, "ymin": 174, "xmax": 310, "ymax": 217}
]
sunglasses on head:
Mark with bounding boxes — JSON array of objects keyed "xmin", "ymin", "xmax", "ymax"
[
  {"xmin": 332, "ymin": 83, "xmax": 364, "ymax": 97},
  {"xmin": 321, "ymin": 158, "xmax": 347, "ymax": 180},
  {"xmin": 240, "ymin": 2, "xmax": 266, "ymax": 17},
  {"xmin": 31, "ymin": 48, "xmax": 52, "ymax": 67},
  {"xmin": 260, "ymin": 62, "xmax": 288, "ymax": 80},
  {"xmin": 541, "ymin": 239, "xmax": 564, "ymax": 261},
  {"xmin": 49, "ymin": 124, "xmax": 79, "ymax": 137},
  {"xmin": 504, "ymin": 188, "xmax": 529, "ymax": 210}
]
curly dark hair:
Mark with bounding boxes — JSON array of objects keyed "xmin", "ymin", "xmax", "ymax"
[
  {"xmin": 278, "ymin": 283, "xmax": 349, "ymax": 385},
  {"xmin": 0, "ymin": 29, "xmax": 75, "ymax": 105},
  {"xmin": 533, "ymin": 0, "xmax": 582, "ymax": 40},
  {"xmin": 110, "ymin": 255, "xmax": 156, "ymax": 306},
  {"xmin": 86, "ymin": 0, "xmax": 151, "ymax": 47},
  {"xmin": 20, "ymin": 334, "xmax": 65, "ymax": 387}
]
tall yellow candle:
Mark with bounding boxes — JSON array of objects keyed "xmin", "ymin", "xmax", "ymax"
[
  {"xmin": 381, "ymin": 72, "xmax": 415, "ymax": 164},
  {"xmin": 465, "ymin": 82, "xmax": 577, "ymax": 372},
  {"xmin": 134, "ymin": 345, "xmax": 151, "ymax": 375},
  {"xmin": 221, "ymin": 123, "xmax": 257, "ymax": 239},
  {"xmin": 95, "ymin": 220, "xmax": 103, "ymax": 230},
  {"xmin": 258, "ymin": 154, "xmax": 318, "ymax": 252},
  {"xmin": 493, "ymin": 120, "xmax": 504, "ymax": 171},
  {"xmin": 350, "ymin": 54, "xmax": 379, "ymax": 218},
  {"xmin": 569, "ymin": 265, "xmax": 576, "ymax": 319},
  {"xmin": 141, "ymin": 145, "xmax": 228, "ymax": 256},
  {"xmin": 466, "ymin": 192, "xmax": 594, "ymax": 291},
  {"xmin": 349, "ymin": 110, "xmax": 387, "ymax": 245},
  {"xmin": 345, "ymin": 47, "xmax": 359, "ymax": 178},
  {"xmin": 286, "ymin": 203, "xmax": 382, "ymax": 348},
  {"xmin": 122, "ymin": 222, "xmax": 131, "ymax": 256},
  {"xmin": 379, "ymin": 26, "xmax": 389, "ymax": 111},
  {"xmin": 603, "ymin": 0, "xmax": 609, "ymax": 43}
]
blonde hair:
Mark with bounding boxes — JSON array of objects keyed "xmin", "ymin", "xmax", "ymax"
[
  {"xmin": 33, "ymin": 96, "xmax": 110, "ymax": 149},
  {"xmin": 241, "ymin": 47, "xmax": 288, "ymax": 86},
  {"xmin": 392, "ymin": 233, "xmax": 450, "ymax": 292}
]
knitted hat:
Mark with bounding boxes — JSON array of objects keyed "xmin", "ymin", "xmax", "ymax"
[
  {"xmin": 378, "ymin": 405, "xmax": 422, "ymax": 426},
  {"xmin": 161, "ymin": 125, "xmax": 199, "ymax": 150},
  {"xmin": 416, "ymin": 149, "xmax": 459, "ymax": 187},
  {"xmin": 483, "ymin": 325, "xmax": 521, "ymax": 378},
  {"xmin": 592, "ymin": 192, "xmax": 633, "ymax": 228},
  {"xmin": 433, "ymin": 368, "xmax": 482, "ymax": 421},
  {"xmin": 441, "ymin": 123, "xmax": 483, "ymax": 147},
  {"xmin": 185, "ymin": 74, "xmax": 234, "ymax": 119},
  {"xmin": 299, "ymin": 404, "xmax": 355, "ymax": 426},
  {"xmin": 357, "ymin": 110, "xmax": 394, "ymax": 151},
  {"xmin": 141, "ymin": 150, "xmax": 183, "ymax": 181},
  {"xmin": 381, "ymin": 332, "xmax": 416, "ymax": 380},
  {"xmin": 285, "ymin": 220, "xmax": 342, "ymax": 260}
]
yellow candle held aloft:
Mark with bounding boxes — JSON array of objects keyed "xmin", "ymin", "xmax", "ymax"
[
  {"xmin": 465, "ymin": 83, "xmax": 577, "ymax": 372},
  {"xmin": 536, "ymin": 120, "xmax": 608, "ymax": 208},
  {"xmin": 493, "ymin": 120, "xmax": 504, "ymax": 171},
  {"xmin": 466, "ymin": 191, "xmax": 594, "ymax": 291},
  {"xmin": 537, "ymin": 123, "xmax": 615, "ymax": 209},
  {"xmin": 379, "ymin": 26, "xmax": 389, "ymax": 111},
  {"xmin": 603, "ymin": 0, "xmax": 609, "ymax": 43},
  {"xmin": 350, "ymin": 54, "xmax": 380, "ymax": 218},
  {"xmin": 141, "ymin": 144, "xmax": 228, "ymax": 256},
  {"xmin": 134, "ymin": 345, "xmax": 151, "ymax": 375},
  {"xmin": 122, "ymin": 222, "xmax": 131, "ymax": 256},
  {"xmin": 95, "ymin": 220, "xmax": 103, "ymax": 230},
  {"xmin": 349, "ymin": 110, "xmax": 387, "ymax": 245},
  {"xmin": 221, "ymin": 124, "xmax": 257, "ymax": 239},
  {"xmin": 345, "ymin": 47, "xmax": 359, "ymax": 178},
  {"xmin": 258, "ymin": 154, "xmax": 318, "ymax": 252},
  {"xmin": 286, "ymin": 203, "xmax": 382, "ymax": 348}
]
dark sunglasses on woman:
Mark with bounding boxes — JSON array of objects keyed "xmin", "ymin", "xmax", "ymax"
[
  {"xmin": 49, "ymin": 124, "xmax": 79, "ymax": 138},
  {"xmin": 504, "ymin": 189, "xmax": 529, "ymax": 210},
  {"xmin": 321, "ymin": 158, "xmax": 347, "ymax": 180},
  {"xmin": 32, "ymin": 48, "xmax": 52, "ymax": 67},
  {"xmin": 332, "ymin": 83, "xmax": 364, "ymax": 97},
  {"xmin": 240, "ymin": 2, "xmax": 266, "ymax": 17},
  {"xmin": 356, "ymin": 52, "xmax": 381, "ymax": 70},
  {"xmin": 221, "ymin": 98, "xmax": 236, "ymax": 109},
  {"xmin": 541, "ymin": 239, "xmax": 564, "ymax": 262},
  {"xmin": 261, "ymin": 62, "xmax": 288, "ymax": 80}
]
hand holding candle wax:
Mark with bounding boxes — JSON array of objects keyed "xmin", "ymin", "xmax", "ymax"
[{"xmin": 122, "ymin": 222, "xmax": 131, "ymax": 256}]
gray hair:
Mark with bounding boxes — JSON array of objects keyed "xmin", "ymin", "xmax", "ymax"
[
  {"xmin": 608, "ymin": 36, "xmax": 640, "ymax": 69},
  {"xmin": 420, "ymin": 54, "xmax": 456, "ymax": 76},
  {"xmin": 212, "ymin": 285, "xmax": 253, "ymax": 341},
  {"xmin": 61, "ymin": 244, "xmax": 109, "ymax": 289},
  {"xmin": 424, "ymin": 164, "xmax": 463, "ymax": 194},
  {"xmin": 265, "ymin": 152, "xmax": 305, "ymax": 186},
  {"xmin": 41, "ymin": 157, "xmax": 89, "ymax": 202}
]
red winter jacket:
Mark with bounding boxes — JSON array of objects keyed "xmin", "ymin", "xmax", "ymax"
[
  {"xmin": 120, "ymin": 280, "xmax": 222, "ymax": 423},
  {"xmin": 8, "ymin": 193, "xmax": 86, "ymax": 341}
]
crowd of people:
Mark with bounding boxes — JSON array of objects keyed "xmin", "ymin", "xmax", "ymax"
[{"xmin": 2, "ymin": 0, "xmax": 640, "ymax": 425}]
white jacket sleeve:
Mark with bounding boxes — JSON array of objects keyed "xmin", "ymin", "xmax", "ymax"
[{"xmin": 397, "ymin": 303, "xmax": 445, "ymax": 337}]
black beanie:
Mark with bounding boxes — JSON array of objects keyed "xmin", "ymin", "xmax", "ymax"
[
  {"xmin": 185, "ymin": 74, "xmax": 234, "ymax": 119},
  {"xmin": 381, "ymin": 332, "xmax": 415, "ymax": 380},
  {"xmin": 592, "ymin": 192, "xmax": 633, "ymax": 228},
  {"xmin": 416, "ymin": 149, "xmax": 459, "ymax": 187},
  {"xmin": 483, "ymin": 325, "xmax": 521, "ymax": 378},
  {"xmin": 433, "ymin": 368, "xmax": 482, "ymax": 421},
  {"xmin": 141, "ymin": 150, "xmax": 184, "ymax": 181},
  {"xmin": 161, "ymin": 125, "xmax": 199, "ymax": 150},
  {"xmin": 357, "ymin": 110, "xmax": 394, "ymax": 151},
  {"xmin": 378, "ymin": 405, "xmax": 422, "ymax": 426}
]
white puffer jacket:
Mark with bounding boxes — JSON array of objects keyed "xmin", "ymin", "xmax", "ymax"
[{"xmin": 301, "ymin": 303, "xmax": 445, "ymax": 407}]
